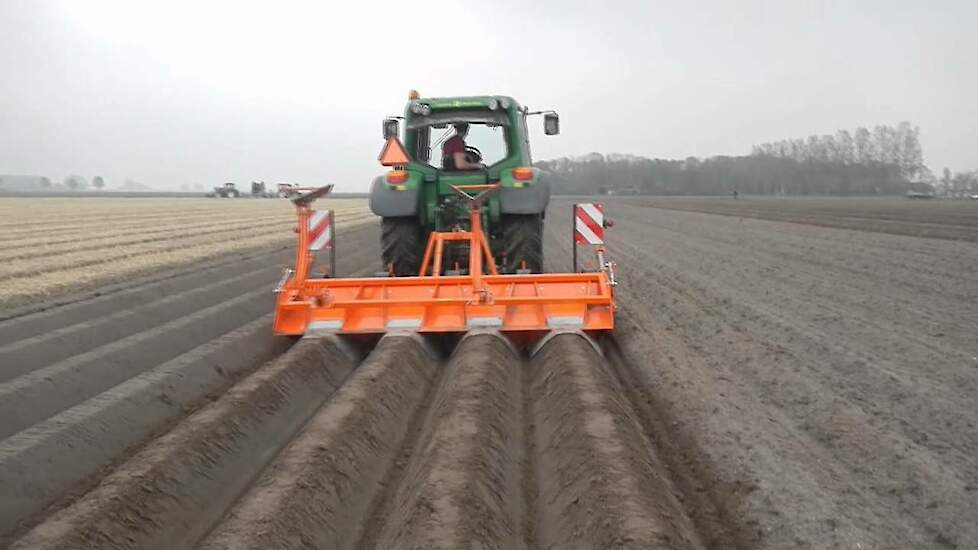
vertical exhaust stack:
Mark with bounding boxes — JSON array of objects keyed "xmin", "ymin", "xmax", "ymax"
[{"xmin": 273, "ymin": 184, "xmax": 617, "ymax": 350}]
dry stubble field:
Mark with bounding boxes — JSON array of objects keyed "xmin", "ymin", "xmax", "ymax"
[
  {"xmin": 0, "ymin": 195, "xmax": 976, "ymax": 549},
  {"xmin": 0, "ymin": 197, "xmax": 371, "ymax": 311}
]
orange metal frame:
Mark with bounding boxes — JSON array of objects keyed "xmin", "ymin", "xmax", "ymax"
[{"xmin": 273, "ymin": 184, "xmax": 615, "ymax": 339}]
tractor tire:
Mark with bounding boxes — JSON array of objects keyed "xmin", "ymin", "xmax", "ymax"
[
  {"xmin": 501, "ymin": 214, "xmax": 544, "ymax": 273},
  {"xmin": 381, "ymin": 217, "xmax": 424, "ymax": 276}
]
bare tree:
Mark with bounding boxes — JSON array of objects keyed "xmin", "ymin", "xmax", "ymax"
[
  {"xmin": 790, "ymin": 138, "xmax": 805, "ymax": 161},
  {"xmin": 835, "ymin": 129, "xmax": 854, "ymax": 164},
  {"xmin": 895, "ymin": 122, "xmax": 923, "ymax": 180},
  {"xmin": 940, "ymin": 168, "xmax": 952, "ymax": 195},
  {"xmin": 871, "ymin": 125, "xmax": 895, "ymax": 164},
  {"xmin": 804, "ymin": 135, "xmax": 821, "ymax": 161},
  {"xmin": 853, "ymin": 127, "xmax": 873, "ymax": 163}
]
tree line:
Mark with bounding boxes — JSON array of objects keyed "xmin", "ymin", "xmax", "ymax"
[
  {"xmin": 751, "ymin": 122, "xmax": 926, "ymax": 182},
  {"xmin": 0, "ymin": 175, "xmax": 116, "ymax": 191},
  {"xmin": 537, "ymin": 122, "xmax": 945, "ymax": 196}
]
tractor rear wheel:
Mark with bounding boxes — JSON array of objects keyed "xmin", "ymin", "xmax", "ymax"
[
  {"xmin": 501, "ymin": 214, "xmax": 544, "ymax": 273},
  {"xmin": 381, "ymin": 217, "xmax": 424, "ymax": 276}
]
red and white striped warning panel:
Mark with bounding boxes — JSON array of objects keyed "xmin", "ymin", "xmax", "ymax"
[
  {"xmin": 308, "ymin": 210, "xmax": 333, "ymax": 251},
  {"xmin": 574, "ymin": 203, "xmax": 604, "ymax": 245}
]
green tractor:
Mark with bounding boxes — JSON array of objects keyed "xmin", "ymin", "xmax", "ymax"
[{"xmin": 369, "ymin": 93, "xmax": 559, "ymax": 276}]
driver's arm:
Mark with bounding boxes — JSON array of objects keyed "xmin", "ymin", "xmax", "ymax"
[{"xmin": 452, "ymin": 152, "xmax": 482, "ymax": 170}]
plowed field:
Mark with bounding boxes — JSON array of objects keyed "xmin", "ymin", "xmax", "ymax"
[{"xmin": 1, "ymin": 197, "xmax": 975, "ymax": 549}]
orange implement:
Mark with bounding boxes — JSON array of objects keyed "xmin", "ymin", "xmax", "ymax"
[{"xmin": 273, "ymin": 185, "xmax": 615, "ymax": 342}]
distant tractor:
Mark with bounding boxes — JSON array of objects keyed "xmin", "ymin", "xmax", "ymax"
[
  {"xmin": 251, "ymin": 181, "xmax": 274, "ymax": 198},
  {"xmin": 209, "ymin": 182, "xmax": 240, "ymax": 198}
]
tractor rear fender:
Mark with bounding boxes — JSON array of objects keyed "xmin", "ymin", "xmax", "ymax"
[
  {"xmin": 369, "ymin": 175, "xmax": 419, "ymax": 217},
  {"xmin": 499, "ymin": 176, "xmax": 550, "ymax": 215}
]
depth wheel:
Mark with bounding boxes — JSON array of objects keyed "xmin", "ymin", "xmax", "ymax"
[
  {"xmin": 381, "ymin": 217, "xmax": 424, "ymax": 276},
  {"xmin": 501, "ymin": 214, "xmax": 544, "ymax": 273}
]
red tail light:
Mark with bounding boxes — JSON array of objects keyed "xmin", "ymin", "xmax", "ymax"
[
  {"xmin": 386, "ymin": 170, "xmax": 408, "ymax": 184},
  {"xmin": 513, "ymin": 167, "xmax": 534, "ymax": 181}
]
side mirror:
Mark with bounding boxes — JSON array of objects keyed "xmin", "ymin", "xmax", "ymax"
[
  {"xmin": 544, "ymin": 113, "xmax": 560, "ymax": 135},
  {"xmin": 383, "ymin": 118, "xmax": 400, "ymax": 140}
]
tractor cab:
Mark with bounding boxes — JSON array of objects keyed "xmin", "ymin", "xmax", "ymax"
[
  {"xmin": 407, "ymin": 109, "xmax": 510, "ymax": 175},
  {"xmin": 384, "ymin": 95, "xmax": 558, "ymax": 182}
]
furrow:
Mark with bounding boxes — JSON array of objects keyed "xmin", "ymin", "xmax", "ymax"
[
  {"xmin": 199, "ymin": 334, "xmax": 439, "ymax": 550},
  {"xmin": 0, "ymin": 287, "xmax": 272, "ymax": 438},
  {"xmin": 529, "ymin": 332, "xmax": 704, "ymax": 549},
  {"xmin": 0, "ymin": 315, "xmax": 291, "ymax": 541},
  {"xmin": 0, "ymin": 264, "xmax": 280, "ymax": 381},
  {"xmin": 601, "ymin": 336, "xmax": 751, "ymax": 549},
  {"xmin": 10, "ymin": 335, "xmax": 354, "ymax": 550},
  {"xmin": 0, "ymin": 247, "xmax": 291, "ymax": 341},
  {"xmin": 369, "ymin": 332, "xmax": 527, "ymax": 549}
]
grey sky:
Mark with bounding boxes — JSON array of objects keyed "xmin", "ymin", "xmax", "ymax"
[{"xmin": 2, "ymin": 0, "xmax": 975, "ymax": 190}]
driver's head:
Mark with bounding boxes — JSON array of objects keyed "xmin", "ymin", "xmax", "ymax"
[{"xmin": 453, "ymin": 122, "xmax": 469, "ymax": 137}]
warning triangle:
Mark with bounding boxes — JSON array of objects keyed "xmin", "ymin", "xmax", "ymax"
[{"xmin": 378, "ymin": 137, "xmax": 410, "ymax": 166}]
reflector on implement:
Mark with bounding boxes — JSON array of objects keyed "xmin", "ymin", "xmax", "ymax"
[{"xmin": 273, "ymin": 184, "xmax": 616, "ymax": 347}]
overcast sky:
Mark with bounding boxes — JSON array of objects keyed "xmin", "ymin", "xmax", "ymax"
[{"xmin": 2, "ymin": 0, "xmax": 976, "ymax": 190}]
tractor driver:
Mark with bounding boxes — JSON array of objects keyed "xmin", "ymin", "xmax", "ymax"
[{"xmin": 442, "ymin": 122, "xmax": 482, "ymax": 170}]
